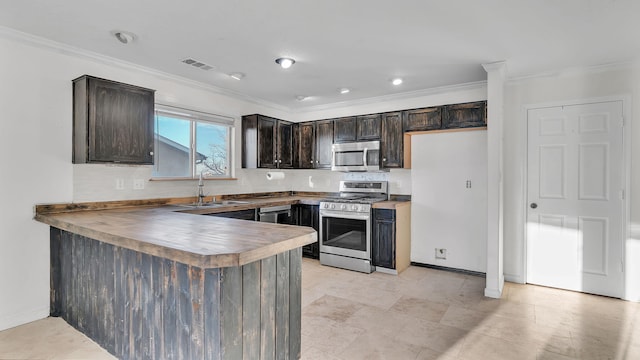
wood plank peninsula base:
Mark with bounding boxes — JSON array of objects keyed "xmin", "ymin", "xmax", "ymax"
[{"xmin": 50, "ymin": 228, "xmax": 302, "ymax": 360}]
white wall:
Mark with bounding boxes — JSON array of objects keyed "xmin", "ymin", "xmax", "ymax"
[
  {"xmin": 502, "ymin": 64, "xmax": 640, "ymax": 301},
  {"xmin": 0, "ymin": 34, "xmax": 291, "ymax": 331},
  {"xmin": 410, "ymin": 130, "xmax": 488, "ymax": 272},
  {"xmin": 0, "ymin": 33, "xmax": 415, "ymax": 331}
]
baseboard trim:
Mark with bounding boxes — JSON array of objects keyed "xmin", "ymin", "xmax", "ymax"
[
  {"xmin": 0, "ymin": 306, "xmax": 49, "ymax": 332},
  {"xmin": 484, "ymin": 287, "xmax": 502, "ymax": 298},
  {"xmin": 375, "ymin": 266, "xmax": 398, "ymax": 275},
  {"xmin": 410, "ymin": 262, "xmax": 486, "ymax": 278},
  {"xmin": 504, "ymin": 273, "xmax": 524, "ymax": 284}
]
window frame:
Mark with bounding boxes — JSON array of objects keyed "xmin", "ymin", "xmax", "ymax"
[{"xmin": 152, "ymin": 104, "xmax": 236, "ymax": 180}]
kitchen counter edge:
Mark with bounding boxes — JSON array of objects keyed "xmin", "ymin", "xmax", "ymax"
[{"xmin": 34, "ymin": 196, "xmax": 324, "ymax": 269}]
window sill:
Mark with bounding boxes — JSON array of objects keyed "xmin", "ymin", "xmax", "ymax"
[{"xmin": 150, "ymin": 177, "xmax": 238, "ymax": 181}]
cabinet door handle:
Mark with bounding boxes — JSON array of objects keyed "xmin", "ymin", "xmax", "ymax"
[
  {"xmin": 383, "ymin": 158, "xmax": 386, "ymax": 162},
  {"xmin": 150, "ymin": 151, "xmax": 154, "ymax": 156}
]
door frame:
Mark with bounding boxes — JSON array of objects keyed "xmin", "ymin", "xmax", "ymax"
[{"xmin": 521, "ymin": 95, "xmax": 631, "ymax": 299}]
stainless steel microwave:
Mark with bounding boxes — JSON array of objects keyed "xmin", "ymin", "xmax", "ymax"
[{"xmin": 331, "ymin": 140, "xmax": 380, "ymax": 172}]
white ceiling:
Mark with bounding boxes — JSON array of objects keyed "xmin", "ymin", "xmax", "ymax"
[{"xmin": 1, "ymin": 0, "xmax": 639, "ymax": 110}]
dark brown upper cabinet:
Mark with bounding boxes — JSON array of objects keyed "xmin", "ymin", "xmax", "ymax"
[
  {"xmin": 442, "ymin": 101, "xmax": 487, "ymax": 129},
  {"xmin": 257, "ymin": 115, "xmax": 277, "ymax": 168},
  {"xmin": 73, "ymin": 75, "xmax": 155, "ymax": 164},
  {"xmin": 241, "ymin": 100, "xmax": 485, "ymax": 170},
  {"xmin": 356, "ymin": 114, "xmax": 381, "ymax": 141},
  {"xmin": 277, "ymin": 120, "xmax": 295, "ymax": 168},
  {"xmin": 381, "ymin": 112, "xmax": 403, "ymax": 168},
  {"xmin": 403, "ymin": 107, "xmax": 441, "ymax": 132},
  {"xmin": 295, "ymin": 121, "xmax": 316, "ymax": 169},
  {"xmin": 315, "ymin": 120, "xmax": 334, "ymax": 169},
  {"xmin": 242, "ymin": 114, "xmax": 293, "ymax": 169},
  {"xmin": 333, "ymin": 116, "xmax": 357, "ymax": 143}
]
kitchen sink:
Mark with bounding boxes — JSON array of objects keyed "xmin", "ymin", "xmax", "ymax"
[
  {"xmin": 175, "ymin": 200, "xmax": 251, "ymax": 209},
  {"xmin": 214, "ymin": 200, "xmax": 250, "ymax": 205}
]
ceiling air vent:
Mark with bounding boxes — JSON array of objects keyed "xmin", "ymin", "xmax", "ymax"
[{"xmin": 181, "ymin": 58, "xmax": 215, "ymax": 71}]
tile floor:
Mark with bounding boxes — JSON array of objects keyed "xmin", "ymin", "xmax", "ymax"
[{"xmin": 1, "ymin": 258, "xmax": 639, "ymax": 359}]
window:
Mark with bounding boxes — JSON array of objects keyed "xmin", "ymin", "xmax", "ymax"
[{"xmin": 153, "ymin": 104, "xmax": 234, "ymax": 179}]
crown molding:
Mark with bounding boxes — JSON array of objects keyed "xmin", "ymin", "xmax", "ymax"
[
  {"xmin": 0, "ymin": 26, "xmax": 290, "ymax": 113},
  {"xmin": 10, "ymin": 25, "xmax": 628, "ymax": 116},
  {"xmin": 508, "ymin": 61, "xmax": 633, "ymax": 82},
  {"xmin": 482, "ymin": 61, "xmax": 507, "ymax": 74},
  {"xmin": 292, "ymin": 80, "xmax": 488, "ymax": 114}
]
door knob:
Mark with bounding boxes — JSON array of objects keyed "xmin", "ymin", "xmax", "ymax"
[{"xmin": 530, "ymin": 203, "xmax": 538, "ymax": 209}]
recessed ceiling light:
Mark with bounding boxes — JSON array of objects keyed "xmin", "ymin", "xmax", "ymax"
[
  {"xmin": 340, "ymin": 88, "xmax": 350, "ymax": 94},
  {"xmin": 392, "ymin": 78, "xmax": 403, "ymax": 86},
  {"xmin": 295, "ymin": 95, "xmax": 308, "ymax": 101},
  {"xmin": 229, "ymin": 72, "xmax": 245, "ymax": 80},
  {"xmin": 276, "ymin": 57, "xmax": 296, "ymax": 69},
  {"xmin": 112, "ymin": 30, "xmax": 135, "ymax": 44}
]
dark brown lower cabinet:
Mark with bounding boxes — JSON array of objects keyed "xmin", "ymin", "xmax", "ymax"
[
  {"xmin": 296, "ymin": 205, "xmax": 319, "ymax": 259},
  {"xmin": 372, "ymin": 209, "xmax": 396, "ymax": 269},
  {"xmin": 372, "ymin": 205, "xmax": 411, "ymax": 273}
]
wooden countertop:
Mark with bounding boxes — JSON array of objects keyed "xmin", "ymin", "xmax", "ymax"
[
  {"xmin": 35, "ymin": 196, "xmax": 322, "ymax": 269},
  {"xmin": 372, "ymin": 201, "xmax": 411, "ymax": 210}
]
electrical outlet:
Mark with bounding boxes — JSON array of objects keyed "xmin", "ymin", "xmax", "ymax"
[
  {"xmin": 115, "ymin": 178, "xmax": 125, "ymax": 190},
  {"xmin": 435, "ymin": 248, "xmax": 447, "ymax": 260},
  {"xmin": 133, "ymin": 179, "xmax": 145, "ymax": 190}
]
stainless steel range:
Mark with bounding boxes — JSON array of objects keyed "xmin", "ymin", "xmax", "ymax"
[{"xmin": 319, "ymin": 181, "xmax": 388, "ymax": 273}]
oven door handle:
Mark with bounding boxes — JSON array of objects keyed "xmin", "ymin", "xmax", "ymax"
[
  {"xmin": 320, "ymin": 211, "xmax": 370, "ymax": 221},
  {"xmin": 362, "ymin": 147, "xmax": 368, "ymax": 168}
]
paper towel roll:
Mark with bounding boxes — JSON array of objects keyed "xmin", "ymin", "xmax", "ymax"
[{"xmin": 266, "ymin": 171, "xmax": 285, "ymax": 180}]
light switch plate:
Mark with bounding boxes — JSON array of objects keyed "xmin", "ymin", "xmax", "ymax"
[
  {"xmin": 133, "ymin": 179, "xmax": 145, "ymax": 190},
  {"xmin": 115, "ymin": 178, "xmax": 125, "ymax": 190}
]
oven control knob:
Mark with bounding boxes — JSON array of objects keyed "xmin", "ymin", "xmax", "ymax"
[
  {"xmin": 351, "ymin": 204, "xmax": 358, "ymax": 211},
  {"xmin": 341, "ymin": 204, "xmax": 346, "ymax": 210},
  {"xmin": 330, "ymin": 204, "xmax": 336, "ymax": 209}
]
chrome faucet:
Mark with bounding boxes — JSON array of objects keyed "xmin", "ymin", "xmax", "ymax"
[{"xmin": 197, "ymin": 171, "xmax": 206, "ymax": 206}]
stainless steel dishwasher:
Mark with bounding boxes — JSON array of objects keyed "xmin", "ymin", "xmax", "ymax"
[{"xmin": 258, "ymin": 205, "xmax": 293, "ymax": 224}]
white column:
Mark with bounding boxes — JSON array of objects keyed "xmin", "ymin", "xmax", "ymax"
[{"xmin": 482, "ymin": 61, "xmax": 506, "ymax": 298}]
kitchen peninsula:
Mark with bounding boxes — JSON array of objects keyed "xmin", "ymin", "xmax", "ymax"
[{"xmin": 35, "ymin": 198, "xmax": 317, "ymax": 360}]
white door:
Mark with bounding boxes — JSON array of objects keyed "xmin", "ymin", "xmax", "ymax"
[{"xmin": 527, "ymin": 101, "xmax": 624, "ymax": 298}]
